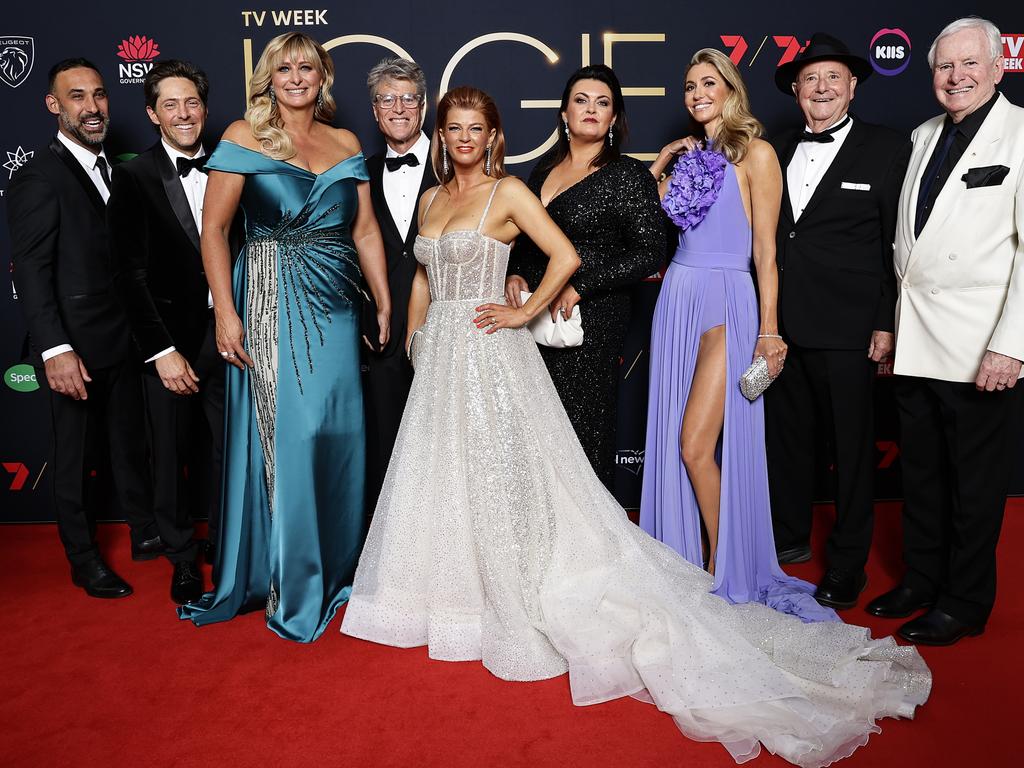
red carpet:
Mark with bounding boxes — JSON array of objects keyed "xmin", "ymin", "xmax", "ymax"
[{"xmin": 2, "ymin": 501, "xmax": 1021, "ymax": 767}]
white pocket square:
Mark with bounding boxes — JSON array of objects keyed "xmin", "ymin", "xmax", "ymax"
[{"xmin": 841, "ymin": 182, "xmax": 871, "ymax": 191}]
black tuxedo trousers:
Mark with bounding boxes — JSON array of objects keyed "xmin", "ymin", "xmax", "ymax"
[
  {"xmin": 765, "ymin": 346, "xmax": 877, "ymax": 571},
  {"xmin": 141, "ymin": 320, "xmax": 224, "ymax": 562},
  {"xmin": 894, "ymin": 377, "xmax": 1023, "ymax": 625},
  {"xmin": 39, "ymin": 360, "xmax": 155, "ymax": 565}
]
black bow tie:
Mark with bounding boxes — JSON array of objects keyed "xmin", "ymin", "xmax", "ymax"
[
  {"xmin": 799, "ymin": 116, "xmax": 852, "ymax": 143},
  {"xmin": 385, "ymin": 153, "xmax": 419, "ymax": 172},
  {"xmin": 176, "ymin": 155, "xmax": 208, "ymax": 177}
]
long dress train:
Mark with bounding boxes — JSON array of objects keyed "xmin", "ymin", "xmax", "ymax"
[
  {"xmin": 640, "ymin": 162, "xmax": 835, "ymax": 623},
  {"xmin": 341, "ymin": 180, "xmax": 930, "ymax": 766},
  {"xmin": 179, "ymin": 141, "xmax": 367, "ymax": 642}
]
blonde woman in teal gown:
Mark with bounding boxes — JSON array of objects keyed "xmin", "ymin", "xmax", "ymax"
[{"xmin": 179, "ymin": 32, "xmax": 391, "ymax": 642}]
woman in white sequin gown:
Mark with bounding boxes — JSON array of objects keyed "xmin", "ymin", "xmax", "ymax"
[{"xmin": 341, "ymin": 86, "xmax": 931, "ymax": 767}]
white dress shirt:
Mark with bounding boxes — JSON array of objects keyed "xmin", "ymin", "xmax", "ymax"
[
  {"xmin": 42, "ymin": 133, "xmax": 114, "ymax": 362},
  {"xmin": 787, "ymin": 114, "xmax": 853, "ymax": 222},
  {"xmin": 146, "ymin": 140, "xmax": 209, "ymax": 363},
  {"xmin": 382, "ymin": 131, "xmax": 430, "ymax": 241}
]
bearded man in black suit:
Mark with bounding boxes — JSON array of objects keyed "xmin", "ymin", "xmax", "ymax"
[
  {"xmin": 7, "ymin": 59, "xmax": 157, "ymax": 598},
  {"xmin": 106, "ymin": 60, "xmax": 232, "ymax": 604},
  {"xmin": 765, "ymin": 34, "xmax": 911, "ymax": 610},
  {"xmin": 362, "ymin": 57, "xmax": 436, "ymax": 512}
]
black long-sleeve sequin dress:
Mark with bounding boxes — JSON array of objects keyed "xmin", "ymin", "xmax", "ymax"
[{"xmin": 509, "ymin": 155, "xmax": 666, "ymax": 489}]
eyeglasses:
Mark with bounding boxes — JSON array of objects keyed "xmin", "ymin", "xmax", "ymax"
[{"xmin": 373, "ymin": 93, "xmax": 423, "ymax": 110}]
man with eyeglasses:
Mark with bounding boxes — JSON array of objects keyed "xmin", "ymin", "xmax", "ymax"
[{"xmin": 362, "ymin": 57, "xmax": 436, "ymax": 513}]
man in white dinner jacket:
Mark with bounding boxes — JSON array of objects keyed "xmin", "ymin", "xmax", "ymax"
[{"xmin": 867, "ymin": 16, "xmax": 1024, "ymax": 646}]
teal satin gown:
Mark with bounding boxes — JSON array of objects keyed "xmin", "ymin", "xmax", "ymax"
[{"xmin": 179, "ymin": 141, "xmax": 368, "ymax": 642}]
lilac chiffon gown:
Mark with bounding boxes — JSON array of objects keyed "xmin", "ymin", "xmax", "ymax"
[{"xmin": 640, "ymin": 161, "xmax": 836, "ymax": 623}]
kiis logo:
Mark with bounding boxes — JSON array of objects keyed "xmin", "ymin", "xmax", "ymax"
[
  {"xmin": 0, "ymin": 36, "xmax": 34, "ymax": 88},
  {"xmin": 4, "ymin": 363, "xmax": 38, "ymax": 392},
  {"xmin": 1003, "ymin": 35, "xmax": 1024, "ymax": 73},
  {"xmin": 616, "ymin": 449, "xmax": 645, "ymax": 475},
  {"xmin": 869, "ymin": 28, "xmax": 911, "ymax": 76},
  {"xmin": 116, "ymin": 35, "xmax": 160, "ymax": 84},
  {"xmin": 3, "ymin": 145, "xmax": 32, "ymax": 178}
]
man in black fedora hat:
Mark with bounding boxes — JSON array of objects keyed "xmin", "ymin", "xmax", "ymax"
[{"xmin": 765, "ymin": 33, "xmax": 911, "ymax": 609}]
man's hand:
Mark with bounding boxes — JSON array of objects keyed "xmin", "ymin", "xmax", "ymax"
[
  {"xmin": 868, "ymin": 330, "xmax": 895, "ymax": 362},
  {"xmin": 975, "ymin": 351, "xmax": 1023, "ymax": 392},
  {"xmin": 154, "ymin": 351, "xmax": 199, "ymax": 395},
  {"xmin": 44, "ymin": 350, "xmax": 91, "ymax": 400}
]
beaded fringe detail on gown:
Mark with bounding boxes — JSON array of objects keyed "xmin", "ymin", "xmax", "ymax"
[{"xmin": 341, "ymin": 181, "xmax": 931, "ymax": 766}]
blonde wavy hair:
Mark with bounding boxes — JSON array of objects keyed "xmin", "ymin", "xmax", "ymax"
[
  {"xmin": 686, "ymin": 48, "xmax": 763, "ymax": 163},
  {"xmin": 246, "ymin": 32, "xmax": 337, "ymax": 160}
]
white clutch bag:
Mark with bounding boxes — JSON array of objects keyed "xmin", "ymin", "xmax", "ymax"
[{"xmin": 520, "ymin": 291, "xmax": 584, "ymax": 348}]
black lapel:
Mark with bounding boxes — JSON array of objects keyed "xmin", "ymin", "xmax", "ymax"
[
  {"xmin": 776, "ymin": 133, "xmax": 799, "ymax": 226},
  {"xmin": 405, "ymin": 145, "xmax": 437, "ymax": 248},
  {"xmin": 49, "ymin": 137, "xmax": 106, "ymax": 214},
  {"xmin": 154, "ymin": 143, "xmax": 202, "ymax": 253},
  {"xmin": 368, "ymin": 154, "xmax": 403, "ymax": 248},
  {"xmin": 796, "ymin": 119, "xmax": 868, "ymax": 223}
]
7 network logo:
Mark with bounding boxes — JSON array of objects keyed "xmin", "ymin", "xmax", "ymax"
[
  {"xmin": 720, "ymin": 35, "xmax": 807, "ymax": 67},
  {"xmin": 3, "ymin": 462, "xmax": 44, "ymax": 491}
]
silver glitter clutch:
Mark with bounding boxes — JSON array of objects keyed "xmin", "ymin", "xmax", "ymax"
[{"xmin": 739, "ymin": 355, "xmax": 776, "ymax": 401}]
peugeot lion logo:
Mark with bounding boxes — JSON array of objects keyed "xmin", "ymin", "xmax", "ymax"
[{"xmin": 0, "ymin": 37, "xmax": 35, "ymax": 88}]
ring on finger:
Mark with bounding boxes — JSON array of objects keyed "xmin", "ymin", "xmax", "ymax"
[{"xmin": 220, "ymin": 351, "xmax": 229, "ymax": 358}]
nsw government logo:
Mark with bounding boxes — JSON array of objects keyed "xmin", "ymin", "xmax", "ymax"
[
  {"xmin": 869, "ymin": 28, "xmax": 911, "ymax": 76},
  {"xmin": 4, "ymin": 363, "xmax": 39, "ymax": 393},
  {"xmin": 117, "ymin": 35, "xmax": 160, "ymax": 84},
  {"xmin": 0, "ymin": 36, "xmax": 34, "ymax": 88}
]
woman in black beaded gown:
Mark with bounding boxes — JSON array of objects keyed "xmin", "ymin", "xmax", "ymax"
[{"xmin": 506, "ymin": 65, "xmax": 666, "ymax": 490}]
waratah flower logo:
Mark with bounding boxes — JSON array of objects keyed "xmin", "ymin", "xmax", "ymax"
[{"xmin": 116, "ymin": 36, "xmax": 160, "ymax": 62}]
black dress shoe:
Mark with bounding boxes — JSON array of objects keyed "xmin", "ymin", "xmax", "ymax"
[
  {"xmin": 171, "ymin": 560, "xmax": 204, "ymax": 605},
  {"xmin": 131, "ymin": 535, "xmax": 165, "ymax": 561},
  {"xmin": 776, "ymin": 544, "xmax": 812, "ymax": 564},
  {"xmin": 71, "ymin": 558, "xmax": 133, "ymax": 599},
  {"xmin": 865, "ymin": 585, "xmax": 935, "ymax": 619},
  {"xmin": 814, "ymin": 568, "xmax": 867, "ymax": 610},
  {"xmin": 898, "ymin": 608, "xmax": 984, "ymax": 646}
]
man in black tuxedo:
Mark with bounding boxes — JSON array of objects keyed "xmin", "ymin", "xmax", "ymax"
[
  {"xmin": 7, "ymin": 59, "xmax": 157, "ymax": 598},
  {"xmin": 765, "ymin": 34, "xmax": 911, "ymax": 609},
  {"xmin": 362, "ymin": 58, "xmax": 436, "ymax": 511},
  {"xmin": 107, "ymin": 60, "xmax": 227, "ymax": 604}
]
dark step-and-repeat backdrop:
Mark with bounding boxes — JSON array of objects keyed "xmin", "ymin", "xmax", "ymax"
[{"xmin": 1, "ymin": 2, "xmax": 1022, "ymax": 521}]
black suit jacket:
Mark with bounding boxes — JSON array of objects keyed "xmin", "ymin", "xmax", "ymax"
[
  {"xmin": 7, "ymin": 138, "xmax": 133, "ymax": 369},
  {"xmin": 365, "ymin": 149, "xmax": 436, "ymax": 356},
  {"xmin": 772, "ymin": 119, "xmax": 911, "ymax": 349},
  {"xmin": 107, "ymin": 142, "xmax": 217, "ymax": 365}
]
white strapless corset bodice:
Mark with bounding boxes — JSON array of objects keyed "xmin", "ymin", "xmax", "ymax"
[{"xmin": 414, "ymin": 231, "xmax": 510, "ymax": 302}]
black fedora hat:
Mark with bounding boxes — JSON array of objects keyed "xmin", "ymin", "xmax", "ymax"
[{"xmin": 774, "ymin": 32, "xmax": 873, "ymax": 94}]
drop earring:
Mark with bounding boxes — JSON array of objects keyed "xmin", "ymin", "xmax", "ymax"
[
  {"xmin": 484, "ymin": 145, "xmax": 492, "ymax": 176},
  {"xmin": 316, "ymin": 87, "xmax": 324, "ymax": 109},
  {"xmin": 608, "ymin": 125, "xmax": 614, "ymax": 147},
  {"xmin": 563, "ymin": 119, "xmax": 569, "ymax": 139},
  {"xmin": 268, "ymin": 88, "xmax": 277, "ymax": 106},
  {"xmin": 442, "ymin": 143, "xmax": 449, "ymax": 177}
]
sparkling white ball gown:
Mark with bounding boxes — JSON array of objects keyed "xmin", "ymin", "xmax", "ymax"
[{"xmin": 342, "ymin": 180, "xmax": 930, "ymax": 766}]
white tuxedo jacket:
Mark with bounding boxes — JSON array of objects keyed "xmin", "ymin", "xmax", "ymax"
[{"xmin": 893, "ymin": 94, "xmax": 1024, "ymax": 382}]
